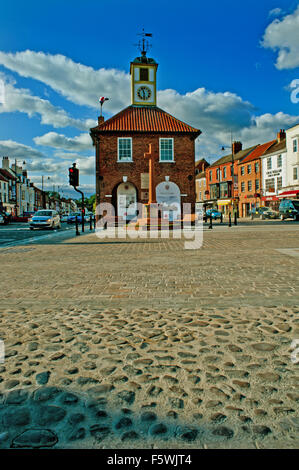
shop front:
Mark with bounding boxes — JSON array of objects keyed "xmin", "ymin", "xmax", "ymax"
[
  {"xmin": 217, "ymin": 199, "xmax": 232, "ymax": 216},
  {"xmin": 261, "ymin": 195, "xmax": 280, "ymax": 210}
]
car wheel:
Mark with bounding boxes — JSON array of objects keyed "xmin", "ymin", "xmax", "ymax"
[{"xmin": 57, "ymin": 223, "xmax": 61, "ymax": 229}]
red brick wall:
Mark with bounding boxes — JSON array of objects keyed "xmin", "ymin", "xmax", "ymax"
[
  {"xmin": 206, "ymin": 161, "xmax": 239, "ymax": 200},
  {"xmin": 97, "ymin": 133, "xmax": 196, "ymax": 213},
  {"xmin": 238, "ymin": 158, "xmax": 262, "ymax": 217}
]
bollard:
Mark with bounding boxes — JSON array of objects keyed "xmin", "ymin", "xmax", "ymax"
[
  {"xmin": 90, "ymin": 214, "xmax": 92, "ymax": 231},
  {"xmin": 228, "ymin": 213, "xmax": 232, "ymax": 227},
  {"xmin": 208, "ymin": 215, "xmax": 213, "ymax": 229},
  {"xmin": 220, "ymin": 213, "xmax": 223, "ymax": 224},
  {"xmin": 94, "ymin": 215, "xmax": 96, "ymax": 230},
  {"xmin": 75, "ymin": 215, "xmax": 80, "ymax": 236},
  {"xmin": 234, "ymin": 212, "xmax": 237, "ymax": 226}
]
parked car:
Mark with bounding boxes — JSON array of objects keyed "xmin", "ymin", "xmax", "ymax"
[
  {"xmin": 279, "ymin": 199, "xmax": 299, "ymax": 220},
  {"xmin": 248, "ymin": 207, "xmax": 278, "ymax": 219},
  {"xmin": 60, "ymin": 214, "xmax": 69, "ymax": 223},
  {"xmin": 23, "ymin": 211, "xmax": 36, "ymax": 219},
  {"xmin": 0, "ymin": 211, "xmax": 12, "ymax": 224},
  {"xmin": 29, "ymin": 210, "xmax": 61, "ymax": 230},
  {"xmin": 67, "ymin": 212, "xmax": 83, "ymax": 224},
  {"xmin": 205, "ymin": 209, "xmax": 222, "ymax": 220},
  {"xmin": 262, "ymin": 208, "xmax": 279, "ymax": 219},
  {"xmin": 0, "ymin": 214, "xmax": 4, "ymax": 224},
  {"xmin": 84, "ymin": 212, "xmax": 94, "ymax": 222}
]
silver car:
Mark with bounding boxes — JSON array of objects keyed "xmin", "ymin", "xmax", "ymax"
[{"xmin": 29, "ymin": 210, "xmax": 61, "ymax": 230}]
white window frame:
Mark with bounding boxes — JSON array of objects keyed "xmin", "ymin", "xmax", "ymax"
[
  {"xmin": 159, "ymin": 138, "xmax": 174, "ymax": 162},
  {"xmin": 117, "ymin": 137, "xmax": 133, "ymax": 162},
  {"xmin": 293, "ymin": 139, "xmax": 298, "ymax": 153},
  {"xmin": 267, "ymin": 157, "xmax": 272, "ymax": 170}
]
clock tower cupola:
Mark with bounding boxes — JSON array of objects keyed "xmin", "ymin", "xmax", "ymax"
[{"xmin": 130, "ymin": 32, "xmax": 158, "ymax": 107}]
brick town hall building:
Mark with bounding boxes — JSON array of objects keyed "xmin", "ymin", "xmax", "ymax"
[{"xmin": 90, "ymin": 46, "xmax": 201, "ymax": 222}]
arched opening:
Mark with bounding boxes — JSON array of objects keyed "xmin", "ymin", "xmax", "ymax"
[
  {"xmin": 113, "ymin": 182, "xmax": 138, "ymax": 221},
  {"xmin": 156, "ymin": 181, "xmax": 181, "ymax": 221}
]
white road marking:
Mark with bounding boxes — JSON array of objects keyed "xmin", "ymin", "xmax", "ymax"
[{"xmin": 275, "ymin": 248, "xmax": 299, "ymax": 258}]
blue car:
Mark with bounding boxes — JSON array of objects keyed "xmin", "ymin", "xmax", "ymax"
[
  {"xmin": 67, "ymin": 212, "xmax": 83, "ymax": 224},
  {"xmin": 206, "ymin": 209, "xmax": 222, "ymax": 220}
]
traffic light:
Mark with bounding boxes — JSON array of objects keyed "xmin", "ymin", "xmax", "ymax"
[{"xmin": 69, "ymin": 166, "xmax": 79, "ymax": 187}]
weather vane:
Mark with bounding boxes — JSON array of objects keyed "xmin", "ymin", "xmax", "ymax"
[{"xmin": 135, "ymin": 29, "xmax": 152, "ymax": 56}]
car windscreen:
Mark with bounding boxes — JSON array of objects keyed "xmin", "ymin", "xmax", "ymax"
[{"xmin": 34, "ymin": 211, "xmax": 53, "ymax": 217}]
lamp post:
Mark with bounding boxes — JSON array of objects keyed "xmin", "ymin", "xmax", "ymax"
[
  {"xmin": 13, "ymin": 159, "xmax": 26, "ymax": 216},
  {"xmin": 41, "ymin": 176, "xmax": 50, "ymax": 208},
  {"xmin": 221, "ymin": 138, "xmax": 237, "ymax": 226}
]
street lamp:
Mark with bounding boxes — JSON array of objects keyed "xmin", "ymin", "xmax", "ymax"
[
  {"xmin": 221, "ymin": 138, "xmax": 237, "ymax": 226},
  {"xmin": 41, "ymin": 176, "xmax": 50, "ymax": 208},
  {"xmin": 13, "ymin": 159, "xmax": 26, "ymax": 216}
]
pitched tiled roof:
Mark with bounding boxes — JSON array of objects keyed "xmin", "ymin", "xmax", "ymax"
[
  {"xmin": 92, "ymin": 106, "xmax": 201, "ymax": 135},
  {"xmin": 0, "ymin": 173, "xmax": 8, "ymax": 182},
  {"xmin": 263, "ymin": 138, "xmax": 286, "ymax": 156},
  {"xmin": 0, "ymin": 168, "xmax": 17, "ymax": 181},
  {"xmin": 240, "ymin": 140, "xmax": 276, "ymax": 164},
  {"xmin": 209, "ymin": 145, "xmax": 258, "ymax": 168}
]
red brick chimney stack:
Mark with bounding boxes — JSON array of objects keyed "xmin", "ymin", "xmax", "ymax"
[
  {"xmin": 98, "ymin": 116, "xmax": 105, "ymax": 126},
  {"xmin": 232, "ymin": 141, "xmax": 242, "ymax": 155},
  {"xmin": 277, "ymin": 129, "xmax": 286, "ymax": 142}
]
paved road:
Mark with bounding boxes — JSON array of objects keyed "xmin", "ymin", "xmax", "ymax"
[
  {"xmin": 0, "ymin": 222, "xmax": 94, "ymax": 247},
  {"xmin": 0, "ymin": 223, "xmax": 298, "ymax": 449},
  {"xmin": 0, "ymin": 218, "xmax": 298, "ymax": 247}
]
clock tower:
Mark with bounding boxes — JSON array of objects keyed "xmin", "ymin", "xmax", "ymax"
[{"xmin": 130, "ymin": 35, "xmax": 158, "ymax": 107}]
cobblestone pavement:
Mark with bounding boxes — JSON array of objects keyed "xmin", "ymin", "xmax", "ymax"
[{"xmin": 0, "ymin": 225, "xmax": 298, "ymax": 448}]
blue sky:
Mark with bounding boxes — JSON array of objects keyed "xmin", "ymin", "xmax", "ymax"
[{"xmin": 0, "ymin": 0, "xmax": 299, "ymax": 197}]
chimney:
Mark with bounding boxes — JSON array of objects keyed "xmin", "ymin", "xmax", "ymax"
[
  {"xmin": 232, "ymin": 141, "xmax": 242, "ymax": 155},
  {"xmin": 277, "ymin": 129, "xmax": 286, "ymax": 142},
  {"xmin": 22, "ymin": 170, "xmax": 27, "ymax": 178},
  {"xmin": 98, "ymin": 116, "xmax": 104, "ymax": 125},
  {"xmin": 2, "ymin": 156, "xmax": 9, "ymax": 170}
]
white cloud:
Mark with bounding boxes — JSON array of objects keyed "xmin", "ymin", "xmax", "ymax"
[
  {"xmin": 239, "ymin": 111, "xmax": 299, "ymax": 145},
  {"xmin": 0, "ymin": 50, "xmax": 130, "ymax": 113},
  {"xmin": 262, "ymin": 5, "xmax": 299, "ymax": 69},
  {"xmin": 34, "ymin": 132, "xmax": 93, "ymax": 151},
  {"xmin": 0, "ymin": 139, "xmax": 45, "ymax": 160},
  {"xmin": 0, "ymin": 74, "xmax": 96, "ymax": 130},
  {"xmin": 1, "ymin": 49, "xmax": 299, "ymax": 163},
  {"xmin": 269, "ymin": 7, "xmax": 283, "ymax": 17}
]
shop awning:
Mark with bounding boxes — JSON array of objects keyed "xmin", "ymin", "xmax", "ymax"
[
  {"xmin": 277, "ymin": 190, "xmax": 299, "ymax": 199},
  {"xmin": 261, "ymin": 195, "xmax": 279, "ymax": 201},
  {"xmin": 218, "ymin": 199, "xmax": 232, "ymax": 206}
]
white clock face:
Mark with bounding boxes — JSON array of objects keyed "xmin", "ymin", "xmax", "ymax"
[{"xmin": 137, "ymin": 86, "xmax": 152, "ymax": 101}]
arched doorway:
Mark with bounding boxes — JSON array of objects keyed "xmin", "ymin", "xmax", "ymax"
[
  {"xmin": 115, "ymin": 182, "xmax": 137, "ymax": 220},
  {"xmin": 156, "ymin": 181, "xmax": 181, "ymax": 220}
]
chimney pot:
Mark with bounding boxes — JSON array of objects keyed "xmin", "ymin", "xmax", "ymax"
[
  {"xmin": 277, "ymin": 129, "xmax": 286, "ymax": 142},
  {"xmin": 232, "ymin": 141, "xmax": 242, "ymax": 155}
]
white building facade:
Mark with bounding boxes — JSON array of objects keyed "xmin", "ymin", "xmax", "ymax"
[
  {"xmin": 281, "ymin": 124, "xmax": 299, "ymax": 198},
  {"xmin": 261, "ymin": 134, "xmax": 287, "ymax": 210}
]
